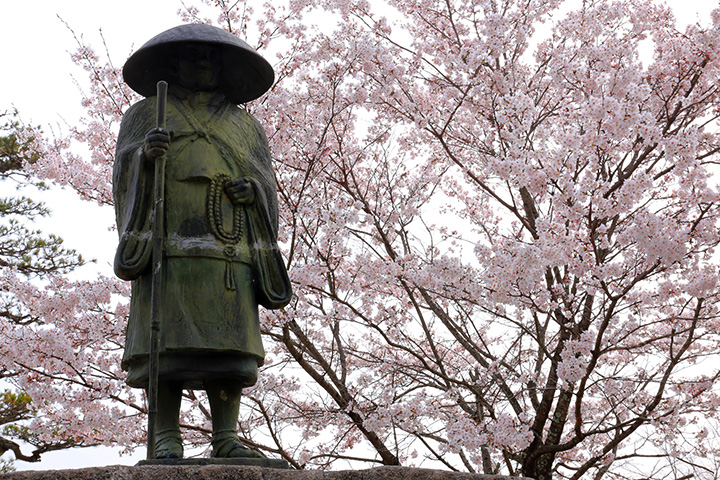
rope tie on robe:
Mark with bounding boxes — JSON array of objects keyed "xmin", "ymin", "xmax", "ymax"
[
  {"xmin": 207, "ymin": 173, "xmax": 244, "ymax": 291},
  {"xmin": 170, "ymin": 95, "xmax": 228, "ymax": 144}
]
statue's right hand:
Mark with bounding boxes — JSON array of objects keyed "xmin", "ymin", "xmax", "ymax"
[{"xmin": 143, "ymin": 128, "xmax": 170, "ymax": 160}]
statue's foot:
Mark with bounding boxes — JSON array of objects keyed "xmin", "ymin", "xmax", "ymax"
[
  {"xmin": 211, "ymin": 438, "xmax": 264, "ymax": 458},
  {"xmin": 155, "ymin": 449, "xmax": 182, "ymax": 459},
  {"xmin": 155, "ymin": 430, "xmax": 183, "ymax": 459}
]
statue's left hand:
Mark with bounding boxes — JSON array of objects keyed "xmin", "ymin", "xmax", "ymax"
[{"xmin": 224, "ymin": 177, "xmax": 255, "ymax": 206}]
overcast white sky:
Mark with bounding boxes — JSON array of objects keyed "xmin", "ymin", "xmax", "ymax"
[{"xmin": 0, "ymin": 0, "xmax": 718, "ymax": 472}]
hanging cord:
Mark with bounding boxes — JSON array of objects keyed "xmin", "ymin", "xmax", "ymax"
[
  {"xmin": 207, "ymin": 173, "xmax": 244, "ymax": 243},
  {"xmin": 207, "ymin": 173, "xmax": 245, "ymax": 290}
]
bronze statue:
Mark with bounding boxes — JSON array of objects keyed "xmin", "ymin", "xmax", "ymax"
[{"xmin": 113, "ymin": 24, "xmax": 291, "ymax": 461}]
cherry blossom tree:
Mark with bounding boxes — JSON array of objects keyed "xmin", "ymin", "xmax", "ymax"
[{"xmin": 5, "ymin": 0, "xmax": 720, "ymax": 479}]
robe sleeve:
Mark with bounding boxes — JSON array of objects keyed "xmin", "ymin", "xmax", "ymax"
[
  {"xmin": 245, "ymin": 177, "xmax": 293, "ymax": 309},
  {"xmin": 113, "ymin": 99, "xmax": 156, "ymax": 281}
]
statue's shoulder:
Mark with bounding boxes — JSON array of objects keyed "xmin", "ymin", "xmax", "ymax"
[
  {"xmin": 120, "ymin": 97, "xmax": 155, "ymax": 127},
  {"xmin": 127, "ymin": 96, "xmax": 154, "ymax": 112},
  {"xmin": 226, "ymin": 104, "xmax": 252, "ymax": 121},
  {"xmin": 225, "ymin": 104, "xmax": 266, "ymax": 135}
]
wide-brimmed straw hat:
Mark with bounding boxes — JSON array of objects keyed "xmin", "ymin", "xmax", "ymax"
[{"xmin": 123, "ymin": 24, "xmax": 274, "ymax": 104}]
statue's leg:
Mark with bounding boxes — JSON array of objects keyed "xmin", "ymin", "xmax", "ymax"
[
  {"xmin": 154, "ymin": 380, "xmax": 184, "ymax": 459},
  {"xmin": 205, "ymin": 380, "xmax": 263, "ymax": 458}
]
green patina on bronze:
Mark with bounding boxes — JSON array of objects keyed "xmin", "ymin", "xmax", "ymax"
[{"xmin": 112, "ymin": 24, "xmax": 291, "ymax": 462}]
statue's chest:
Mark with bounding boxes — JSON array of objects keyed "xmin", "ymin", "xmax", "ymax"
[
  {"xmin": 165, "ymin": 103, "xmax": 245, "ymax": 181},
  {"xmin": 161, "ymin": 102, "xmax": 250, "ymax": 242}
]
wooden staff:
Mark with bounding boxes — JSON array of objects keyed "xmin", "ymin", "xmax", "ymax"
[{"xmin": 147, "ymin": 80, "xmax": 168, "ymax": 460}]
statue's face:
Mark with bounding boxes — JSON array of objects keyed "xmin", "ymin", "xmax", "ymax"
[{"xmin": 175, "ymin": 44, "xmax": 222, "ymax": 91}]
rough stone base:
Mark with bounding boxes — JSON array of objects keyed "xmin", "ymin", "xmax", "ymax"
[
  {"xmin": 136, "ymin": 457, "xmax": 289, "ymax": 468},
  {"xmin": 4, "ymin": 465, "xmax": 528, "ymax": 480}
]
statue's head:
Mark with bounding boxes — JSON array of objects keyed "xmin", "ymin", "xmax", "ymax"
[
  {"xmin": 122, "ymin": 24, "xmax": 274, "ymax": 104},
  {"xmin": 173, "ymin": 43, "xmax": 222, "ymax": 92}
]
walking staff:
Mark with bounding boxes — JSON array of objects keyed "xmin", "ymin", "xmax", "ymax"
[{"xmin": 147, "ymin": 80, "xmax": 168, "ymax": 460}]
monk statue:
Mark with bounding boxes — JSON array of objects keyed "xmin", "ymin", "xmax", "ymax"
[{"xmin": 112, "ymin": 24, "xmax": 292, "ymax": 460}]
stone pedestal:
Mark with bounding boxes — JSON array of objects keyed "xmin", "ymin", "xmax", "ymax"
[
  {"xmin": 3, "ymin": 465, "xmax": 529, "ymax": 480},
  {"xmin": 137, "ymin": 457, "xmax": 289, "ymax": 468}
]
